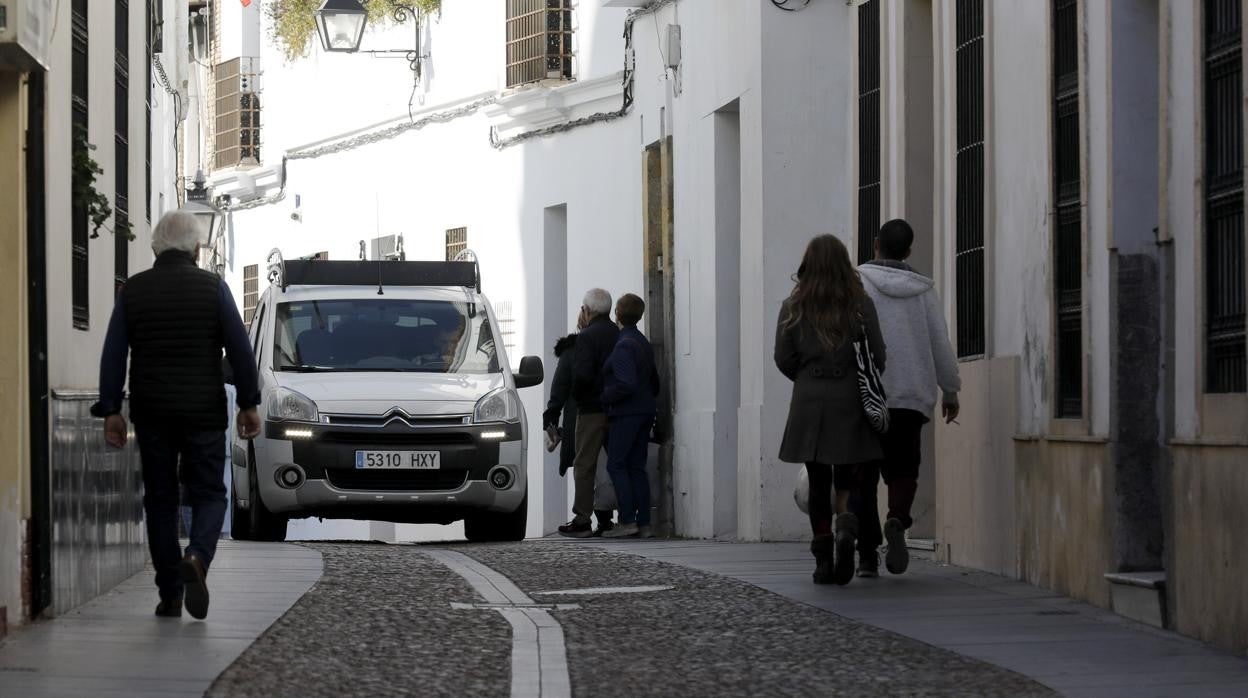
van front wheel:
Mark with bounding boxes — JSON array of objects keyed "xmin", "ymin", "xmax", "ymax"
[{"xmin": 464, "ymin": 496, "xmax": 528, "ymax": 542}]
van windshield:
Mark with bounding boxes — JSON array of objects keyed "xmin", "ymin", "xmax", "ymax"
[{"xmin": 273, "ymin": 299, "xmax": 500, "ymax": 374}]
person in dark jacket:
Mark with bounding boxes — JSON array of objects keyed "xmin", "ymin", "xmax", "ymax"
[
  {"xmin": 775, "ymin": 234, "xmax": 887, "ymax": 586},
  {"xmin": 558, "ymin": 288, "xmax": 620, "ymax": 537},
  {"xmin": 600, "ymin": 294, "xmax": 661, "ymax": 539},
  {"xmin": 93, "ymin": 210, "xmax": 262, "ymax": 620},
  {"xmin": 543, "ymin": 332, "xmax": 614, "ymax": 534}
]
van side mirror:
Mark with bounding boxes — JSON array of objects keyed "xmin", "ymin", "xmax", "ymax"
[{"xmin": 514, "ymin": 355, "xmax": 544, "ymax": 389}]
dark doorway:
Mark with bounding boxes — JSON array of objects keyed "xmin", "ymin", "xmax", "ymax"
[{"xmin": 26, "ymin": 69, "xmax": 51, "ymax": 619}]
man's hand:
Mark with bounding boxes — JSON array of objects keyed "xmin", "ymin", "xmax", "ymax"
[
  {"xmin": 104, "ymin": 415, "xmax": 128, "ymax": 449},
  {"xmin": 238, "ymin": 407, "xmax": 262, "ymax": 440},
  {"xmin": 942, "ymin": 402, "xmax": 960, "ymax": 424}
]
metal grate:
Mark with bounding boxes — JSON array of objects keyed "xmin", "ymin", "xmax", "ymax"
[
  {"xmin": 1053, "ymin": 0, "xmax": 1083, "ymax": 416},
  {"xmin": 71, "ymin": 0, "xmax": 89, "ymax": 330},
  {"xmin": 505, "ymin": 0, "xmax": 574, "ymax": 89},
  {"xmin": 243, "ymin": 264, "xmax": 259, "ymax": 325},
  {"xmin": 445, "ymin": 227, "xmax": 467, "ymax": 261},
  {"xmin": 116, "ymin": 0, "xmax": 130, "ymax": 293},
  {"xmin": 857, "ymin": 0, "xmax": 881, "ymax": 264},
  {"xmin": 325, "ymin": 468, "xmax": 468, "ymax": 492},
  {"xmin": 494, "ymin": 300, "xmax": 517, "ymax": 353},
  {"xmin": 954, "ymin": 0, "xmax": 985, "ymax": 358},
  {"xmin": 1204, "ymin": 0, "xmax": 1246, "ymax": 392}
]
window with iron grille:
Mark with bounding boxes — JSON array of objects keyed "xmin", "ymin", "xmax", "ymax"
[
  {"xmin": 1204, "ymin": 0, "xmax": 1247, "ymax": 393},
  {"xmin": 505, "ymin": 0, "xmax": 574, "ymax": 89},
  {"xmin": 446, "ymin": 227, "xmax": 467, "ymax": 261},
  {"xmin": 116, "ymin": 0, "xmax": 131, "ymax": 293},
  {"xmin": 213, "ymin": 58, "xmax": 261, "ymax": 169},
  {"xmin": 145, "ymin": 0, "xmax": 154, "ymax": 223},
  {"xmin": 243, "ymin": 264, "xmax": 259, "ymax": 325},
  {"xmin": 494, "ymin": 300, "xmax": 517, "ymax": 354},
  {"xmin": 857, "ymin": 0, "xmax": 881, "ymax": 265},
  {"xmin": 1053, "ymin": 0, "xmax": 1083, "ymax": 416},
  {"xmin": 954, "ymin": 0, "xmax": 985, "ymax": 358},
  {"xmin": 71, "ymin": 0, "xmax": 89, "ymax": 330}
]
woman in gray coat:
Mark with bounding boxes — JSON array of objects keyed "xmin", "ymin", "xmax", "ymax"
[{"xmin": 775, "ymin": 235, "xmax": 887, "ymax": 586}]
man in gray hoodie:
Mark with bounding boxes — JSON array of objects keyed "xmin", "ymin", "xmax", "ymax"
[{"xmin": 856, "ymin": 219, "xmax": 962, "ymax": 577}]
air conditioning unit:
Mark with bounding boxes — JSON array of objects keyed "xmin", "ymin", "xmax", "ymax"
[
  {"xmin": 370, "ymin": 234, "xmax": 405, "ymax": 261},
  {"xmin": 0, "ymin": 0, "xmax": 52, "ymax": 71}
]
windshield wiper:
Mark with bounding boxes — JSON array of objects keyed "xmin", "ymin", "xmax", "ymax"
[{"xmin": 277, "ymin": 364, "xmax": 337, "ymax": 372}]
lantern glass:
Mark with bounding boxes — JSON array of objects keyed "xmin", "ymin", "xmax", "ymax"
[{"xmin": 315, "ymin": 0, "xmax": 368, "ymax": 53}]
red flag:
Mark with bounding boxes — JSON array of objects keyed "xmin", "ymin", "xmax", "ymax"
[{"xmin": 241, "ymin": 0, "xmax": 252, "ymax": 7}]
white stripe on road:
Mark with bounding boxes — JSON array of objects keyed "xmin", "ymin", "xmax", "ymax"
[
  {"xmin": 424, "ymin": 549, "xmax": 572, "ymax": 698},
  {"xmin": 531, "ymin": 585, "xmax": 674, "ymax": 596}
]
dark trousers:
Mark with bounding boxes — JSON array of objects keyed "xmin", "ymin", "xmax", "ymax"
[
  {"xmin": 137, "ymin": 424, "xmax": 227, "ymax": 600},
  {"xmin": 805, "ymin": 462, "xmax": 872, "ymax": 536},
  {"xmin": 856, "ymin": 408, "xmax": 927, "ymax": 553},
  {"xmin": 606, "ymin": 414, "xmax": 652, "ymax": 526}
]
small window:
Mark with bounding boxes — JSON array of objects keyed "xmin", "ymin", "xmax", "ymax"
[
  {"xmin": 505, "ymin": 0, "xmax": 574, "ymax": 89},
  {"xmin": 243, "ymin": 264, "xmax": 259, "ymax": 325},
  {"xmin": 445, "ymin": 227, "xmax": 467, "ymax": 261},
  {"xmin": 116, "ymin": 0, "xmax": 131, "ymax": 293},
  {"xmin": 70, "ymin": 0, "xmax": 90, "ymax": 330}
]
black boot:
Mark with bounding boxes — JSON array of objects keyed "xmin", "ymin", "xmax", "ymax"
[
  {"xmin": 811, "ymin": 534, "xmax": 835, "ymax": 584},
  {"xmin": 833, "ymin": 513, "xmax": 859, "ymax": 586}
]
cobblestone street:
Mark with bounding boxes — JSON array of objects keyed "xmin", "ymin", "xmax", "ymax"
[{"xmin": 210, "ymin": 542, "xmax": 1046, "ymax": 697}]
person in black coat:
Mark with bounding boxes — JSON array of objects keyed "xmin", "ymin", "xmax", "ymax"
[
  {"xmin": 558, "ymin": 289, "xmax": 620, "ymax": 537},
  {"xmin": 543, "ymin": 333, "xmax": 614, "ymax": 534},
  {"xmin": 775, "ymin": 235, "xmax": 887, "ymax": 587}
]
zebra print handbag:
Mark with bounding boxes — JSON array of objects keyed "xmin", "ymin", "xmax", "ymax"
[{"xmin": 853, "ymin": 315, "xmax": 890, "ymax": 433}]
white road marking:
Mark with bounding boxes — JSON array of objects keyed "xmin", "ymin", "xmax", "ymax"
[
  {"xmin": 531, "ymin": 585, "xmax": 674, "ymax": 597},
  {"xmin": 451, "ymin": 602, "xmax": 581, "ymax": 611},
  {"xmin": 424, "ymin": 549, "xmax": 572, "ymax": 698}
]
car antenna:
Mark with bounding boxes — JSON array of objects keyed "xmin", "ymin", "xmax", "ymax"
[{"xmin": 376, "ymin": 258, "xmax": 384, "ymax": 295}]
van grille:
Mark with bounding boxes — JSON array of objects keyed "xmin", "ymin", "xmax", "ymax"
[{"xmin": 325, "ymin": 469, "xmax": 469, "ymax": 492}]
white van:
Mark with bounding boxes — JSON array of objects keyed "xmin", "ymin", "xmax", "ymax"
[{"xmin": 230, "ymin": 252, "xmax": 542, "ymax": 542}]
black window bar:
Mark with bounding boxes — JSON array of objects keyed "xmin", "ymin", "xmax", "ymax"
[
  {"xmin": 71, "ymin": 0, "xmax": 90, "ymax": 329},
  {"xmin": 955, "ymin": 0, "xmax": 985, "ymax": 358},
  {"xmin": 145, "ymin": 0, "xmax": 153, "ymax": 223},
  {"xmin": 116, "ymin": 0, "xmax": 130, "ymax": 293},
  {"xmin": 1205, "ymin": 0, "xmax": 1247, "ymax": 393},
  {"xmin": 1053, "ymin": 0, "xmax": 1083, "ymax": 417},
  {"xmin": 857, "ymin": 0, "xmax": 881, "ymax": 265}
]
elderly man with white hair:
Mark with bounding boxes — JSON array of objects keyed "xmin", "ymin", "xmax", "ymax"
[
  {"xmin": 92, "ymin": 210, "xmax": 261, "ymax": 620},
  {"xmin": 558, "ymin": 288, "xmax": 620, "ymax": 537}
]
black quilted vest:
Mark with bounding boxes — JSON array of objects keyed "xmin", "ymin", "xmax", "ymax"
[{"xmin": 124, "ymin": 251, "xmax": 227, "ymax": 430}]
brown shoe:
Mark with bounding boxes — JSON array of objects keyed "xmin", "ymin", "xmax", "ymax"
[{"xmin": 179, "ymin": 553, "xmax": 210, "ymax": 620}]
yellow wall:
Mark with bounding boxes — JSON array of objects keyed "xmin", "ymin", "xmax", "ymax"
[
  {"xmin": 1171, "ymin": 445, "xmax": 1248, "ymax": 655},
  {"xmin": 0, "ymin": 70, "xmax": 30, "ymax": 629}
]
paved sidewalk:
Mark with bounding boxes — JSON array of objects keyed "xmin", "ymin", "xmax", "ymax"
[
  {"xmin": 0, "ymin": 541, "xmax": 322, "ymax": 697},
  {"xmin": 579, "ymin": 538, "xmax": 1248, "ymax": 697}
]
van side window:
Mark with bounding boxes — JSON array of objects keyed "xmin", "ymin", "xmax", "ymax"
[{"xmin": 251, "ymin": 301, "xmax": 267, "ymax": 368}]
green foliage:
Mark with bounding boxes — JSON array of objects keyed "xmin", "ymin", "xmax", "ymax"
[
  {"xmin": 267, "ymin": 0, "xmax": 441, "ymax": 62},
  {"xmin": 72, "ymin": 127, "xmax": 135, "ymax": 242}
]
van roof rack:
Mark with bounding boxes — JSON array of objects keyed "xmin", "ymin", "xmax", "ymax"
[{"xmin": 266, "ymin": 248, "xmax": 481, "ymax": 293}]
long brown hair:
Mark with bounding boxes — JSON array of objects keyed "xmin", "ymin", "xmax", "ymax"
[{"xmin": 781, "ymin": 235, "xmax": 867, "ymax": 350}]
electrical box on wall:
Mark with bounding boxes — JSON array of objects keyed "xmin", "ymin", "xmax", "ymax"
[
  {"xmin": 0, "ymin": 0, "xmax": 51, "ymax": 71},
  {"xmin": 666, "ymin": 24, "xmax": 681, "ymax": 70}
]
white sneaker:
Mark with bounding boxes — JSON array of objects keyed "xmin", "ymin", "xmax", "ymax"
[
  {"xmin": 637, "ymin": 525, "xmax": 655, "ymax": 539},
  {"xmin": 601, "ymin": 522, "xmax": 639, "ymax": 539}
]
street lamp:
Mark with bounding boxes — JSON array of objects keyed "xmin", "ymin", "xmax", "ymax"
[
  {"xmin": 315, "ymin": 1, "xmax": 425, "ymax": 84},
  {"xmin": 182, "ymin": 169, "xmax": 219, "ymax": 245},
  {"xmin": 315, "ymin": 0, "xmax": 369, "ymax": 53}
]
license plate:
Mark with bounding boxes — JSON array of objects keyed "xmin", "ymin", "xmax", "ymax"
[{"xmin": 354, "ymin": 450, "xmax": 441, "ymax": 470}]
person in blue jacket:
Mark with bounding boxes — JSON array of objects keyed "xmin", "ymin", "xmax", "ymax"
[{"xmin": 600, "ymin": 293, "xmax": 661, "ymax": 539}]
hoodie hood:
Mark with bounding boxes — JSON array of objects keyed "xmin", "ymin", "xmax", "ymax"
[
  {"xmin": 554, "ymin": 334, "xmax": 578, "ymax": 357},
  {"xmin": 859, "ymin": 263, "xmax": 934, "ymax": 299}
]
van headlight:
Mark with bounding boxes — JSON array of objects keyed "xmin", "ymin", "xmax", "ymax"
[
  {"xmin": 474, "ymin": 388, "xmax": 520, "ymax": 424},
  {"xmin": 267, "ymin": 387, "xmax": 319, "ymax": 423}
]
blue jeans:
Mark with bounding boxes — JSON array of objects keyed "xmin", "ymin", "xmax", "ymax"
[
  {"xmin": 606, "ymin": 414, "xmax": 653, "ymax": 526},
  {"xmin": 137, "ymin": 425, "xmax": 227, "ymax": 601}
]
